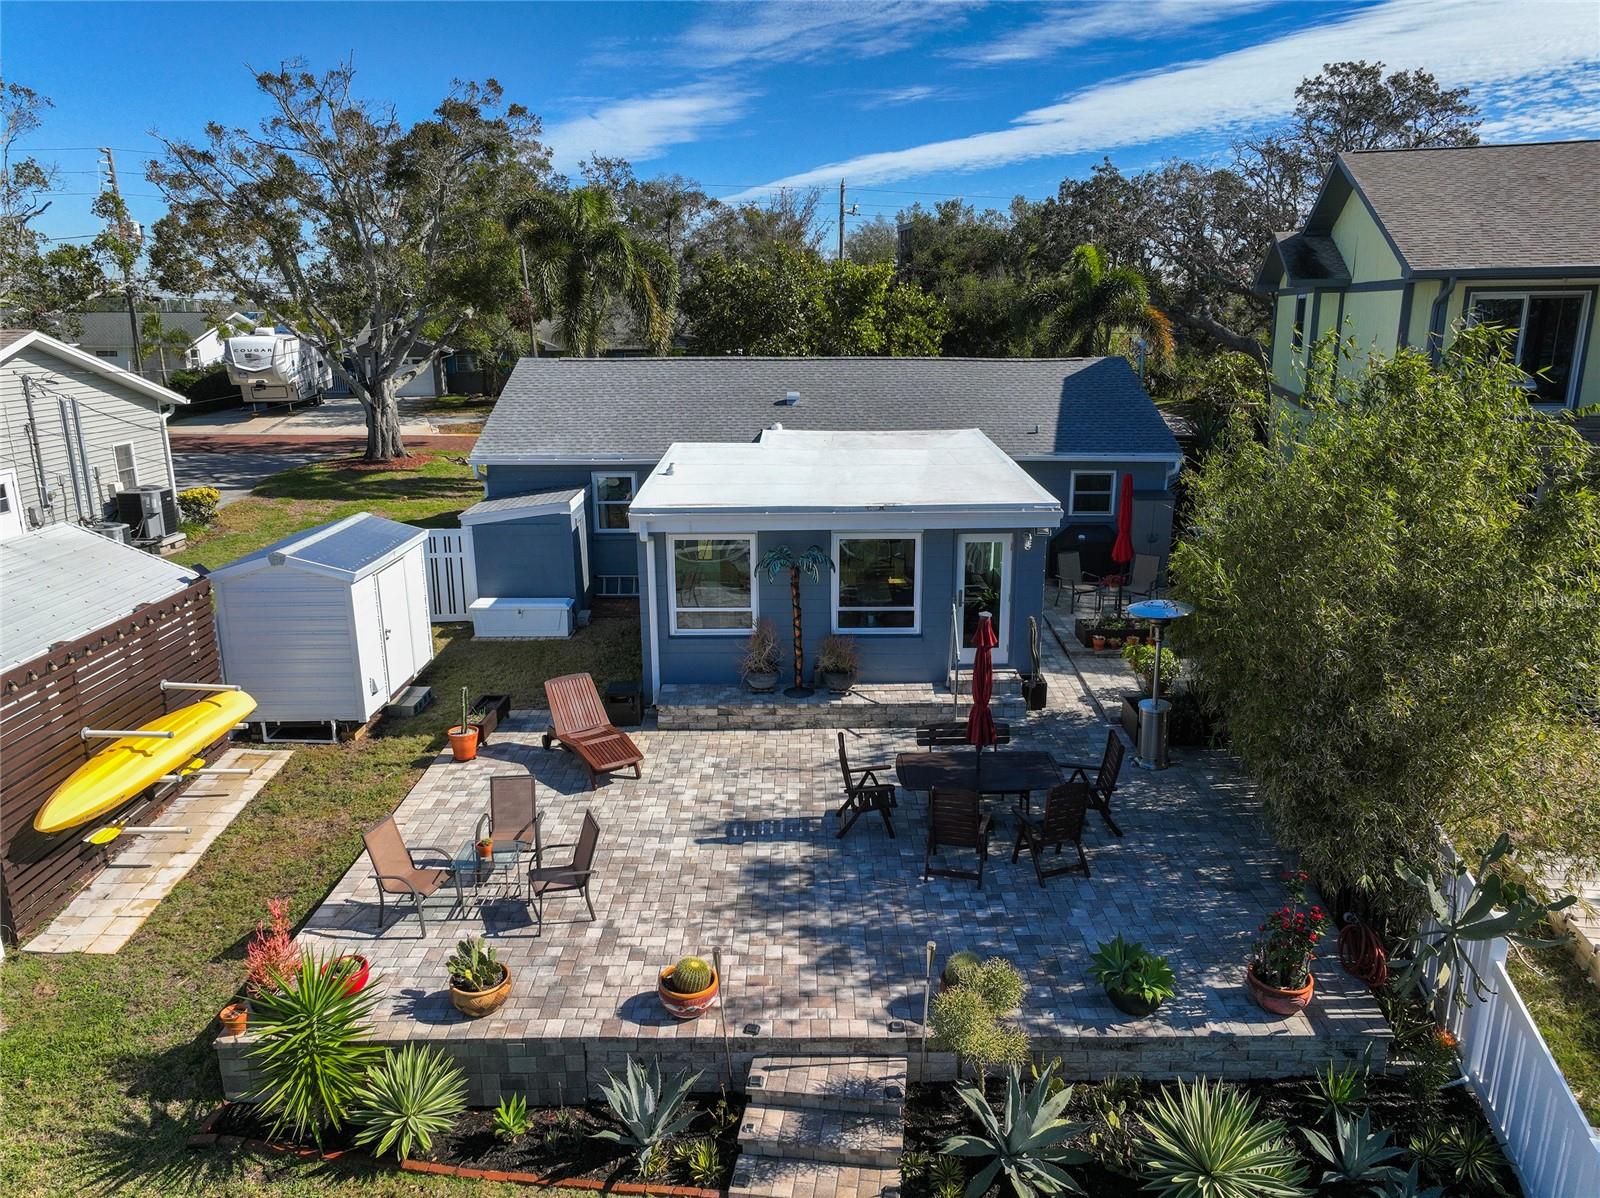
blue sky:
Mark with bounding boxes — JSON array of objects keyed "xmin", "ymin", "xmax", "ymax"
[{"xmin": 7, "ymin": 0, "xmax": 1598, "ymax": 249}]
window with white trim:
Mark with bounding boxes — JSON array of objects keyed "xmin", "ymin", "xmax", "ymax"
[
  {"xmin": 1068, "ymin": 471, "xmax": 1114, "ymax": 516},
  {"xmin": 669, "ymin": 536, "xmax": 755, "ymax": 634},
  {"xmin": 1467, "ymin": 290, "xmax": 1590, "ymax": 404},
  {"xmin": 1291, "ymin": 293, "xmax": 1308, "ymax": 356},
  {"xmin": 94, "ymin": 349, "xmax": 120, "ymax": 359},
  {"xmin": 833, "ymin": 534, "xmax": 919, "ymax": 633},
  {"xmin": 592, "ymin": 471, "xmax": 636, "ymax": 533},
  {"xmin": 113, "ymin": 443, "xmax": 138, "ymax": 490}
]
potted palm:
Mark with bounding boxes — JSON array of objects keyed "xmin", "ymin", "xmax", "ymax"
[
  {"xmin": 817, "ymin": 635, "xmax": 859, "ymax": 694},
  {"xmin": 739, "ymin": 619, "xmax": 782, "ymax": 693},
  {"xmin": 1246, "ymin": 870, "xmax": 1329, "ymax": 1016},
  {"xmin": 658, "ymin": 954, "xmax": 719, "ymax": 1019},
  {"xmin": 1087, "ymin": 935, "xmax": 1176, "ymax": 1016},
  {"xmin": 447, "ymin": 937, "xmax": 511, "ymax": 1017}
]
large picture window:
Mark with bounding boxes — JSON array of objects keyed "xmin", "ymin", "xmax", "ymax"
[
  {"xmin": 834, "ymin": 534, "xmax": 919, "ymax": 633},
  {"xmin": 669, "ymin": 536, "xmax": 755, "ymax": 634},
  {"xmin": 1467, "ymin": 290, "xmax": 1590, "ymax": 404},
  {"xmin": 592, "ymin": 471, "xmax": 637, "ymax": 533},
  {"xmin": 1068, "ymin": 471, "xmax": 1114, "ymax": 516}
]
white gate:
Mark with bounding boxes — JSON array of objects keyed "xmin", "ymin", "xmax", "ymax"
[{"xmin": 423, "ymin": 528, "xmax": 477, "ymax": 621}]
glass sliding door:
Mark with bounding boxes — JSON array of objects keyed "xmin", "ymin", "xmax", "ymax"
[{"xmin": 957, "ymin": 534, "xmax": 1010, "ymax": 663}]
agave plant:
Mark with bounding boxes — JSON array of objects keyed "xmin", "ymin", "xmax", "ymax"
[
  {"xmin": 493, "ymin": 1092, "xmax": 533, "ymax": 1142},
  {"xmin": 1382, "ymin": 1163, "xmax": 1445, "ymax": 1198},
  {"xmin": 248, "ymin": 952, "xmax": 383, "ymax": 1146},
  {"xmin": 592, "ymin": 1058, "xmax": 703, "ymax": 1166},
  {"xmin": 1136, "ymin": 1078, "xmax": 1309, "ymax": 1198},
  {"xmin": 351, "ymin": 1044, "xmax": 468, "ymax": 1159},
  {"xmin": 1302, "ymin": 1111, "xmax": 1407, "ymax": 1190},
  {"xmin": 1439, "ymin": 1122, "xmax": 1508, "ymax": 1190},
  {"xmin": 673, "ymin": 1135, "xmax": 723, "ymax": 1186},
  {"xmin": 1308, "ymin": 1046, "xmax": 1372, "ymax": 1122},
  {"xmin": 940, "ymin": 1060, "xmax": 1090, "ymax": 1198},
  {"xmin": 1393, "ymin": 834, "xmax": 1574, "ymax": 1012}
]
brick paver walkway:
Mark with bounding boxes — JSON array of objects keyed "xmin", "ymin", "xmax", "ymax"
[{"xmin": 294, "ymin": 622, "xmax": 1386, "ymax": 1075}]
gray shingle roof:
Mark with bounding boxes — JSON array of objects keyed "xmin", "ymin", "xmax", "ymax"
[
  {"xmin": 472, "ymin": 357, "xmax": 1180, "ymax": 463},
  {"xmin": 2, "ymin": 525, "xmax": 201, "ymax": 672},
  {"xmin": 1339, "ymin": 140, "xmax": 1600, "ymax": 273},
  {"xmin": 71, "ymin": 310, "xmax": 217, "ymax": 349},
  {"xmin": 1269, "ymin": 231, "xmax": 1350, "ymax": 286}
]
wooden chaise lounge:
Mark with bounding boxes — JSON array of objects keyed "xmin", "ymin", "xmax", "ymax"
[{"xmin": 540, "ymin": 673, "xmax": 644, "ymax": 789}]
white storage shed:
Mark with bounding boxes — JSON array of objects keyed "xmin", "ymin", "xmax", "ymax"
[{"xmin": 208, "ymin": 514, "xmax": 434, "ymax": 734}]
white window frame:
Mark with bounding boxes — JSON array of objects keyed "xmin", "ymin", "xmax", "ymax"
[
  {"xmin": 1068, "ymin": 470, "xmax": 1115, "ymax": 517},
  {"xmin": 667, "ymin": 534, "xmax": 757, "ymax": 637},
  {"xmin": 1291, "ymin": 293, "xmax": 1309, "ymax": 357},
  {"xmin": 591, "ymin": 470, "xmax": 637, "ymax": 535},
  {"xmin": 93, "ymin": 348, "xmax": 120, "ymax": 359},
  {"xmin": 1466, "ymin": 289, "xmax": 1590, "ymax": 406},
  {"xmin": 831, "ymin": 531, "xmax": 922, "ymax": 636},
  {"xmin": 113, "ymin": 442, "xmax": 139, "ymax": 491}
]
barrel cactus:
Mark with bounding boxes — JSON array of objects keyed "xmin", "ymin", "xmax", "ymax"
[
  {"xmin": 943, "ymin": 949, "xmax": 982, "ymax": 987},
  {"xmin": 669, "ymin": 956, "xmax": 714, "ymax": 994}
]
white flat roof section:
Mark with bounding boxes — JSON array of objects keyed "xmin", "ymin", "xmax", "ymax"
[{"xmin": 628, "ymin": 429, "xmax": 1063, "ymax": 533}]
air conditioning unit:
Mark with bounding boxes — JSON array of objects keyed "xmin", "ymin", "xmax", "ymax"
[
  {"xmin": 87, "ymin": 520, "xmax": 132, "ymax": 545},
  {"xmin": 115, "ymin": 485, "xmax": 177, "ymax": 540}
]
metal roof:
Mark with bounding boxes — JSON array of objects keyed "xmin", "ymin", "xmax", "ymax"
[
  {"xmin": 460, "ymin": 489, "xmax": 584, "ymax": 525},
  {"xmin": 1, "ymin": 525, "xmax": 202, "ymax": 672},
  {"xmin": 206, "ymin": 513, "xmax": 425, "ymax": 583},
  {"xmin": 628, "ymin": 428, "xmax": 1062, "ymax": 533},
  {"xmin": 472, "ymin": 356, "xmax": 1181, "ymax": 465}
]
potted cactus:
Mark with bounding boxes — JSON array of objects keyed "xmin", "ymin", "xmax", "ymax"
[
  {"xmin": 657, "ymin": 954, "xmax": 719, "ymax": 1019},
  {"xmin": 448, "ymin": 937, "xmax": 512, "ymax": 1017},
  {"xmin": 1019, "ymin": 616, "xmax": 1047, "ymax": 710},
  {"xmin": 448, "ymin": 687, "xmax": 479, "ymax": 761}
]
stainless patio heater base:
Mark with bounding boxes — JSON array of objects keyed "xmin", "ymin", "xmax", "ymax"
[{"xmin": 1126, "ymin": 598, "xmax": 1194, "ymax": 771}]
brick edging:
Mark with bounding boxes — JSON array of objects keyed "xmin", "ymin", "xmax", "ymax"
[{"xmin": 187, "ymin": 1104, "xmax": 722, "ymax": 1196}]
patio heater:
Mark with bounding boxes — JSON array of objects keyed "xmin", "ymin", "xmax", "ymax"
[{"xmin": 1126, "ymin": 598, "xmax": 1193, "ymax": 771}]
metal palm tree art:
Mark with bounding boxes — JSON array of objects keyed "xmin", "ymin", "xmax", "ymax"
[{"xmin": 757, "ymin": 544, "xmax": 833, "ymax": 697}]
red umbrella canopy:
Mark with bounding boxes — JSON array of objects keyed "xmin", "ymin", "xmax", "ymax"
[
  {"xmin": 966, "ymin": 612, "xmax": 999, "ymax": 749},
  {"xmin": 1111, "ymin": 472, "xmax": 1135, "ymax": 568}
]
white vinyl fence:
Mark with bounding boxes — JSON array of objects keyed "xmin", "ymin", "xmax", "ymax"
[
  {"xmin": 423, "ymin": 528, "xmax": 477, "ymax": 621},
  {"xmin": 1426, "ymin": 860, "xmax": 1600, "ymax": 1198}
]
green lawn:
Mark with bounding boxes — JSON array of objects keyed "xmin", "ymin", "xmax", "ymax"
[
  {"xmin": 1507, "ymin": 939, "xmax": 1600, "ymax": 1125},
  {"xmin": 1, "ymin": 447, "xmax": 640, "ymax": 1196},
  {"xmin": 172, "ymin": 450, "xmax": 481, "ymax": 569}
]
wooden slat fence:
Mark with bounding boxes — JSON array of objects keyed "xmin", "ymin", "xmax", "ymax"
[{"xmin": 1, "ymin": 580, "xmax": 220, "ymax": 944}]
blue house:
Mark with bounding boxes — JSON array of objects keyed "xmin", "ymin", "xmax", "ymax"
[{"xmin": 466, "ymin": 356, "xmax": 1181, "ymax": 700}]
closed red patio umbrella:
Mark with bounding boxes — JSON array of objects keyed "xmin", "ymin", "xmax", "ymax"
[
  {"xmin": 1110, "ymin": 472, "xmax": 1135, "ymax": 614},
  {"xmin": 966, "ymin": 612, "xmax": 999, "ymax": 777}
]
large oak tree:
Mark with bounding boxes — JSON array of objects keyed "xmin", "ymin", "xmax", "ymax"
[{"xmin": 148, "ymin": 63, "xmax": 546, "ymax": 460}]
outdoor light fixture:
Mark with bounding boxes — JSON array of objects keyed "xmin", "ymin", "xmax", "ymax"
[{"xmin": 1127, "ymin": 598, "xmax": 1193, "ymax": 770}]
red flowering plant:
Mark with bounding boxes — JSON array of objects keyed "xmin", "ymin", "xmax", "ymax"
[
  {"xmin": 244, "ymin": 897, "xmax": 301, "ymax": 995},
  {"xmin": 1249, "ymin": 870, "xmax": 1329, "ymax": 989}
]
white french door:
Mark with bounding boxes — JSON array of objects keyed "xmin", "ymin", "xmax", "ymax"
[{"xmin": 956, "ymin": 534, "xmax": 1011, "ymax": 665}]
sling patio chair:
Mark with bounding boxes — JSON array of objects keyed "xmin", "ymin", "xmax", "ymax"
[
  {"xmin": 362, "ymin": 816, "xmax": 461, "ymax": 932},
  {"xmin": 528, "ymin": 809, "xmax": 601, "ymax": 929},
  {"xmin": 1053, "ymin": 550, "xmax": 1102, "ymax": 611},
  {"xmin": 541, "ymin": 673, "xmax": 644, "ymax": 789},
  {"xmin": 1059, "ymin": 730, "xmax": 1127, "ymax": 837},
  {"xmin": 1012, "ymin": 780, "xmax": 1092, "ymax": 885},
  {"xmin": 835, "ymin": 732, "xmax": 897, "ymax": 838},
  {"xmin": 474, "ymin": 774, "xmax": 541, "ymax": 893},
  {"xmin": 924, "ymin": 787, "xmax": 994, "ymax": 888},
  {"xmin": 1126, "ymin": 553, "xmax": 1162, "ymax": 602}
]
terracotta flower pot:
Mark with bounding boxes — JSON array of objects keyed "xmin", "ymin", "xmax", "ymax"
[
  {"xmin": 1246, "ymin": 965, "xmax": 1315, "ymax": 1016},
  {"xmin": 219, "ymin": 1001, "xmax": 249, "ymax": 1036},
  {"xmin": 448, "ymin": 725, "xmax": 479, "ymax": 761},
  {"xmin": 476, "ymin": 839, "xmax": 494, "ymax": 860},
  {"xmin": 1105, "ymin": 985, "xmax": 1162, "ymax": 1017},
  {"xmin": 325, "ymin": 953, "xmax": 371, "ymax": 995},
  {"xmin": 450, "ymin": 964, "xmax": 512, "ymax": 1018},
  {"xmin": 1092, "ymin": 635, "xmax": 1107, "ymax": 651},
  {"xmin": 658, "ymin": 965, "xmax": 719, "ymax": 1019}
]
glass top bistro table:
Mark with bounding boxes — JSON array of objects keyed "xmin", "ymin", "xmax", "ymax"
[
  {"xmin": 893, "ymin": 749, "xmax": 1063, "ymax": 813},
  {"xmin": 451, "ymin": 839, "xmax": 537, "ymax": 902}
]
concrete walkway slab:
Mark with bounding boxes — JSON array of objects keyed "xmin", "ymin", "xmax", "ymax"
[{"xmin": 24, "ymin": 748, "xmax": 291, "ymax": 954}]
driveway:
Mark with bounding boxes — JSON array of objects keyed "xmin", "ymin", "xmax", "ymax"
[
  {"xmin": 172, "ymin": 446, "xmax": 328, "ymax": 506},
  {"xmin": 170, "ymin": 393, "xmax": 477, "ymax": 438}
]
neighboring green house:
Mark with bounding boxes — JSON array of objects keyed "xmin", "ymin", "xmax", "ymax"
[{"xmin": 1256, "ymin": 140, "xmax": 1600, "ymax": 440}]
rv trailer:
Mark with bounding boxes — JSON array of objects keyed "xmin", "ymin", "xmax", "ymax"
[{"xmin": 222, "ymin": 328, "xmax": 332, "ymax": 407}]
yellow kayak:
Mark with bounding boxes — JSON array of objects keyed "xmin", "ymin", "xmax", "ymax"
[{"xmin": 35, "ymin": 690, "xmax": 257, "ymax": 834}]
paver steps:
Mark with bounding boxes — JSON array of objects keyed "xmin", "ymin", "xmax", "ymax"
[{"xmin": 732, "ymin": 1055, "xmax": 906, "ymax": 1198}]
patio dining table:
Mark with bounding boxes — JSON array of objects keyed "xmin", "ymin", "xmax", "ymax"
[{"xmin": 894, "ymin": 749, "xmax": 1063, "ymax": 807}]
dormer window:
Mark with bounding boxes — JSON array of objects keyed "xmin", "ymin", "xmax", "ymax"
[{"xmin": 1467, "ymin": 290, "xmax": 1589, "ymax": 405}]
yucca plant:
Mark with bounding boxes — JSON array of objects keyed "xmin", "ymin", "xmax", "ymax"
[
  {"xmin": 1136, "ymin": 1078, "xmax": 1309, "ymax": 1198},
  {"xmin": 929, "ymin": 1154, "xmax": 967, "ymax": 1198},
  {"xmin": 1308, "ymin": 1047, "xmax": 1371, "ymax": 1122},
  {"xmin": 940, "ymin": 1060, "xmax": 1090, "ymax": 1198},
  {"xmin": 592, "ymin": 1058, "xmax": 702, "ymax": 1166},
  {"xmin": 493, "ymin": 1092, "xmax": 533, "ymax": 1142},
  {"xmin": 248, "ymin": 952, "xmax": 383, "ymax": 1146},
  {"xmin": 1302, "ymin": 1111, "xmax": 1406, "ymax": 1190},
  {"xmin": 1439, "ymin": 1122, "xmax": 1508, "ymax": 1191},
  {"xmin": 673, "ymin": 1135, "xmax": 723, "ymax": 1186},
  {"xmin": 351, "ymin": 1044, "xmax": 467, "ymax": 1159}
]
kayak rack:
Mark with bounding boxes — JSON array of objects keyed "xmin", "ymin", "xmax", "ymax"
[
  {"xmin": 81, "ymin": 823, "xmax": 192, "ymax": 846},
  {"xmin": 160, "ymin": 681, "xmax": 241, "ymax": 694},
  {"xmin": 155, "ymin": 766, "xmax": 252, "ymax": 784},
  {"xmin": 82, "ymin": 727, "xmax": 175, "ymax": 742}
]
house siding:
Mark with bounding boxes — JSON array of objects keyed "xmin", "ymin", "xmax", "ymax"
[
  {"xmin": 1331, "ymin": 195, "xmax": 1402, "ymax": 284},
  {"xmin": 472, "ymin": 514, "xmax": 589, "ymax": 605},
  {"xmin": 484, "ymin": 462, "xmax": 655, "ymax": 581},
  {"xmin": 1021, "ymin": 460, "xmax": 1174, "ymax": 574},
  {"xmin": 0, "ymin": 344, "xmax": 174, "ymax": 529}
]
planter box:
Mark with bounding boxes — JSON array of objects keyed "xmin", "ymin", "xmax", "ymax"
[{"xmin": 471, "ymin": 693, "xmax": 512, "ymax": 744}]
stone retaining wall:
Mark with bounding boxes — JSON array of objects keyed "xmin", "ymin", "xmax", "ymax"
[{"xmin": 655, "ymin": 680, "xmax": 1028, "ymax": 731}]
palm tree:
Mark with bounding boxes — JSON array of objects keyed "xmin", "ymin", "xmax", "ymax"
[
  {"xmin": 138, "ymin": 312, "xmax": 194, "ymax": 385},
  {"xmin": 756, "ymin": 544, "xmax": 833, "ymax": 696},
  {"xmin": 1029, "ymin": 243, "xmax": 1173, "ymax": 363},
  {"xmin": 509, "ymin": 187, "xmax": 677, "ymax": 357}
]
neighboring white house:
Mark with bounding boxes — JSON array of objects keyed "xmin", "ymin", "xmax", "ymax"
[{"xmin": 0, "ymin": 328, "xmax": 187, "ymax": 539}]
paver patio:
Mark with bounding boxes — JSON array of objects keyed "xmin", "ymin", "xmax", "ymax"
[{"xmin": 221, "ymin": 623, "xmax": 1388, "ymax": 1103}]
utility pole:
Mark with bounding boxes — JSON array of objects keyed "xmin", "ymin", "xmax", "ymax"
[
  {"xmin": 99, "ymin": 147, "xmax": 144, "ymax": 374},
  {"xmin": 838, "ymin": 179, "xmax": 846, "ymax": 260}
]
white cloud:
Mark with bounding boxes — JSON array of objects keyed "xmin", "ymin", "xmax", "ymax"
[
  {"xmin": 726, "ymin": 0, "xmax": 1600, "ymax": 198},
  {"xmin": 543, "ymin": 85, "xmax": 750, "ymax": 170},
  {"xmin": 675, "ymin": 1, "xmax": 962, "ymax": 68},
  {"xmin": 957, "ymin": 0, "xmax": 1278, "ymax": 66},
  {"xmin": 863, "ymin": 84, "xmax": 947, "ymax": 107}
]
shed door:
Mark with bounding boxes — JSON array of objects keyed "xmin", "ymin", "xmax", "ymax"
[
  {"xmin": 0, "ymin": 470, "xmax": 23, "ymax": 540},
  {"xmin": 375, "ymin": 561, "xmax": 416, "ymax": 695}
]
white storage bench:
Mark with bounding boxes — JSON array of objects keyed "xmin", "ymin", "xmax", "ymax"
[{"xmin": 468, "ymin": 596, "xmax": 574, "ymax": 639}]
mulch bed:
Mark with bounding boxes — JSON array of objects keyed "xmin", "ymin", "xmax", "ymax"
[
  {"xmin": 900, "ymin": 1074, "xmax": 1520, "ymax": 1198},
  {"xmin": 192, "ymin": 1094, "xmax": 743, "ymax": 1193},
  {"xmin": 327, "ymin": 453, "xmax": 440, "ymax": 472}
]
